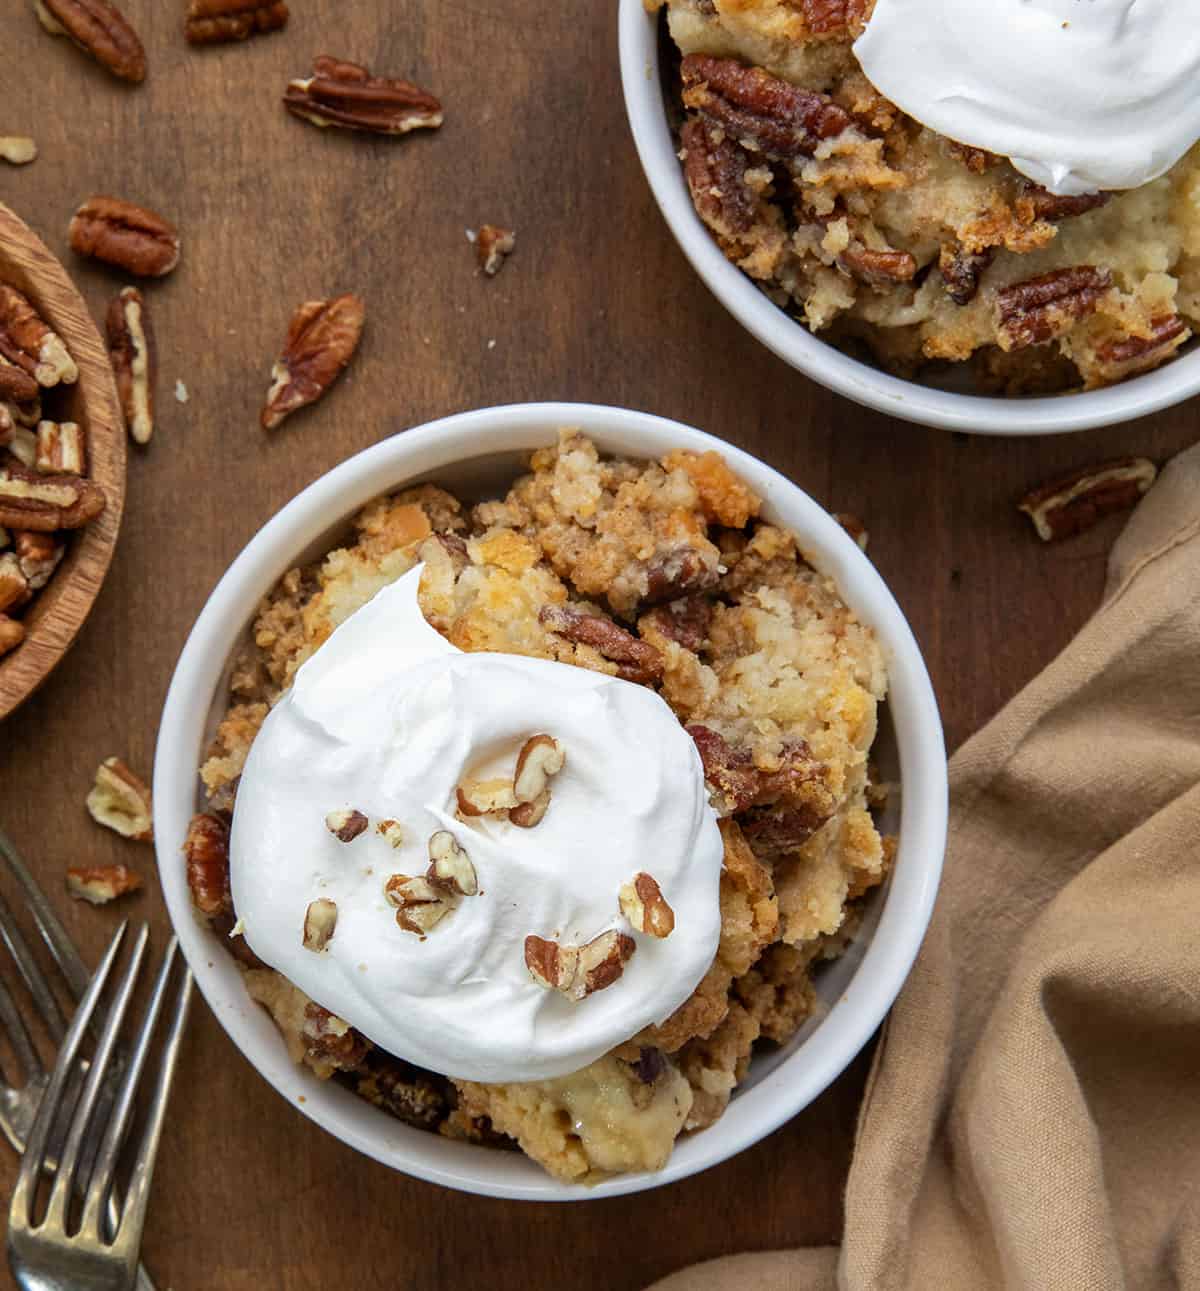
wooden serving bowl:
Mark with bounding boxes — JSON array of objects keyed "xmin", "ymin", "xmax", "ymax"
[{"xmin": 0, "ymin": 201, "xmax": 126, "ymax": 720}]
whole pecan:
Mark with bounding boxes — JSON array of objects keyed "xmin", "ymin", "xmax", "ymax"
[
  {"xmin": 680, "ymin": 117, "xmax": 756, "ymax": 237},
  {"xmin": 837, "ymin": 244, "xmax": 917, "ymax": 288},
  {"xmin": 680, "ymin": 55, "xmax": 852, "ymax": 160},
  {"xmin": 939, "ymin": 244, "xmax": 994, "ymax": 306},
  {"xmin": 284, "ymin": 56, "xmax": 444, "ymax": 135},
  {"xmin": 1017, "ymin": 183, "xmax": 1111, "ymax": 223},
  {"xmin": 106, "ymin": 286, "xmax": 155, "ymax": 444},
  {"xmin": 539, "ymin": 603, "xmax": 664, "ymax": 685},
  {"xmin": 0, "ymin": 285, "xmax": 78, "ymax": 388},
  {"xmin": 1092, "ymin": 316, "xmax": 1190, "ymax": 385},
  {"xmin": 260, "ymin": 293, "xmax": 365, "ymax": 430},
  {"xmin": 69, "ymin": 197, "xmax": 180, "ymax": 278},
  {"xmin": 0, "ymin": 463, "xmax": 104, "ymax": 531},
  {"xmin": 1018, "ymin": 457, "xmax": 1157, "ymax": 542},
  {"xmin": 185, "ymin": 0, "xmax": 288, "ymax": 45},
  {"xmin": 34, "ymin": 0, "xmax": 146, "ymax": 83},
  {"xmin": 997, "ymin": 266, "xmax": 1112, "ymax": 350},
  {"xmin": 183, "ymin": 812, "xmax": 232, "ymax": 919}
]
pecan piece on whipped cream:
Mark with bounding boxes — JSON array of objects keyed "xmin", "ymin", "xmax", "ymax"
[
  {"xmin": 619, "ymin": 873, "xmax": 675, "ymax": 939},
  {"xmin": 325, "ymin": 807, "xmax": 368, "ymax": 842},
  {"xmin": 284, "ymin": 56, "xmax": 443, "ymax": 135},
  {"xmin": 302, "ymin": 898, "xmax": 338, "ymax": 952},
  {"xmin": 69, "ymin": 197, "xmax": 180, "ymax": 277},
  {"xmin": 524, "ymin": 929, "xmax": 636, "ymax": 1001},
  {"xmin": 426, "ymin": 830, "xmax": 478, "ymax": 897},
  {"xmin": 106, "ymin": 286, "xmax": 156, "ymax": 444},
  {"xmin": 34, "ymin": 0, "xmax": 146, "ymax": 83},
  {"xmin": 261, "ymin": 293, "xmax": 364, "ymax": 430},
  {"xmin": 680, "ymin": 54, "xmax": 853, "ymax": 161},
  {"xmin": 1018, "ymin": 457, "xmax": 1157, "ymax": 542},
  {"xmin": 539, "ymin": 603, "xmax": 664, "ymax": 685},
  {"xmin": 185, "ymin": 0, "xmax": 288, "ymax": 45},
  {"xmin": 0, "ymin": 284, "xmax": 77, "ymax": 388},
  {"xmin": 385, "ymin": 873, "xmax": 455, "ymax": 938},
  {"xmin": 996, "ymin": 266, "xmax": 1112, "ymax": 350}
]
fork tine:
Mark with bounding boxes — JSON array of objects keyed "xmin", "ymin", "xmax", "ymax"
[
  {"xmin": 42, "ymin": 924, "xmax": 149, "ymax": 1232},
  {"xmin": 0, "ymin": 826, "xmax": 90, "ymax": 999},
  {"xmin": 98, "ymin": 942, "xmax": 192, "ymax": 1253},
  {"xmin": 0, "ymin": 971, "xmax": 43, "ymax": 1083},
  {"xmin": 9, "ymin": 922, "xmax": 126, "ymax": 1229},
  {"xmin": 0, "ymin": 886, "xmax": 68, "ymax": 1043}
]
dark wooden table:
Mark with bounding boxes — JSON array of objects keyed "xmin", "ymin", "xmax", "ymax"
[{"xmin": 1, "ymin": 3, "xmax": 1196, "ymax": 1287}]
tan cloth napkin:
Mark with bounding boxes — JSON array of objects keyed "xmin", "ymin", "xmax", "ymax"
[{"xmin": 651, "ymin": 444, "xmax": 1200, "ymax": 1291}]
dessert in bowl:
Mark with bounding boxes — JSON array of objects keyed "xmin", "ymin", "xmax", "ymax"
[
  {"xmin": 154, "ymin": 403, "xmax": 946, "ymax": 1199},
  {"xmin": 620, "ymin": 0, "xmax": 1200, "ymax": 433}
]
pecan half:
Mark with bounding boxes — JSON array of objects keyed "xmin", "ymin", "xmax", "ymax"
[
  {"xmin": 185, "ymin": 0, "xmax": 288, "ymax": 45},
  {"xmin": 997, "ymin": 266, "xmax": 1112, "ymax": 350},
  {"xmin": 0, "ymin": 284, "xmax": 77, "ymax": 388},
  {"xmin": 66, "ymin": 863, "xmax": 143, "ymax": 905},
  {"xmin": 680, "ymin": 55, "xmax": 852, "ymax": 160},
  {"xmin": 619, "ymin": 873, "xmax": 675, "ymax": 939},
  {"xmin": 0, "ymin": 464, "xmax": 105, "ymax": 531},
  {"xmin": 85, "ymin": 756, "xmax": 152, "ymax": 841},
  {"xmin": 455, "ymin": 778, "xmax": 518, "ymax": 817},
  {"xmin": 325, "ymin": 807, "xmax": 368, "ymax": 842},
  {"xmin": 0, "ymin": 137, "xmax": 37, "ymax": 166},
  {"xmin": 69, "ymin": 197, "xmax": 180, "ymax": 277},
  {"xmin": 1017, "ymin": 183, "xmax": 1111, "ymax": 223},
  {"xmin": 302, "ymin": 898, "xmax": 338, "ymax": 952},
  {"xmin": 0, "ymin": 615, "xmax": 24, "ymax": 657},
  {"xmin": 837, "ymin": 244, "xmax": 917, "ymax": 289},
  {"xmin": 106, "ymin": 286, "xmax": 155, "ymax": 444},
  {"xmin": 284, "ymin": 56, "xmax": 443, "ymax": 135},
  {"xmin": 261, "ymin": 293, "xmax": 365, "ymax": 430},
  {"xmin": 539, "ymin": 603, "xmax": 664, "ymax": 685},
  {"xmin": 680, "ymin": 117, "xmax": 755, "ymax": 238},
  {"xmin": 35, "ymin": 420, "xmax": 85, "ymax": 475},
  {"xmin": 939, "ymin": 243, "xmax": 994, "ymax": 306},
  {"xmin": 1018, "ymin": 457, "xmax": 1157, "ymax": 542},
  {"xmin": 1092, "ymin": 316, "xmax": 1191, "ymax": 385},
  {"xmin": 524, "ymin": 929, "xmax": 636, "ymax": 1001},
  {"xmin": 34, "ymin": 0, "xmax": 146, "ymax": 83},
  {"xmin": 183, "ymin": 812, "xmax": 232, "ymax": 919},
  {"xmin": 475, "ymin": 225, "xmax": 515, "ymax": 276}
]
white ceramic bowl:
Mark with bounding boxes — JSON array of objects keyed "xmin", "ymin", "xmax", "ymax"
[
  {"xmin": 618, "ymin": 1, "xmax": 1200, "ymax": 435},
  {"xmin": 154, "ymin": 402, "xmax": 947, "ymax": 1200}
]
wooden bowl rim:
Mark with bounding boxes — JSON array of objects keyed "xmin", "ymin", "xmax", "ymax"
[{"xmin": 0, "ymin": 201, "xmax": 127, "ymax": 721}]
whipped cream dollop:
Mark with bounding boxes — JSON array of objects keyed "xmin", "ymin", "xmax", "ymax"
[
  {"xmin": 854, "ymin": 0, "xmax": 1200, "ymax": 195},
  {"xmin": 230, "ymin": 566, "xmax": 724, "ymax": 1083}
]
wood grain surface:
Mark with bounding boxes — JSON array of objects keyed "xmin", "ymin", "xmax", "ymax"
[
  {"xmin": 0, "ymin": 202, "xmax": 126, "ymax": 720},
  {"xmin": 0, "ymin": 4, "xmax": 1197, "ymax": 1289}
]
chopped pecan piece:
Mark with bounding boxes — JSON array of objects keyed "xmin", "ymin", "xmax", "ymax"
[
  {"xmin": 302, "ymin": 898, "xmax": 338, "ymax": 952},
  {"xmin": 34, "ymin": 0, "xmax": 146, "ymax": 83},
  {"xmin": 947, "ymin": 141, "xmax": 999, "ymax": 173},
  {"xmin": 0, "ymin": 464, "xmax": 105, "ymax": 532},
  {"xmin": 633, "ymin": 1046, "xmax": 667, "ymax": 1084},
  {"xmin": 325, "ymin": 807, "xmax": 368, "ymax": 842},
  {"xmin": 508, "ymin": 792, "xmax": 550, "ymax": 829},
  {"xmin": 619, "ymin": 873, "xmax": 675, "ymax": 939},
  {"xmin": 513, "ymin": 734, "xmax": 565, "ymax": 805},
  {"xmin": 539, "ymin": 603, "xmax": 664, "ymax": 685},
  {"xmin": 0, "ymin": 137, "xmax": 37, "ymax": 166},
  {"xmin": 1091, "ymin": 316, "xmax": 1191, "ymax": 384},
  {"xmin": 426, "ymin": 830, "xmax": 477, "ymax": 897},
  {"xmin": 185, "ymin": 0, "xmax": 288, "ymax": 44},
  {"xmin": 640, "ymin": 595, "xmax": 712, "ymax": 653},
  {"xmin": 261, "ymin": 293, "xmax": 364, "ymax": 430},
  {"xmin": 997, "ymin": 266, "xmax": 1112, "ymax": 350},
  {"xmin": 183, "ymin": 812, "xmax": 232, "ymax": 919},
  {"xmin": 377, "ymin": 819, "xmax": 404, "ymax": 848},
  {"xmin": 474, "ymin": 225, "xmax": 515, "ymax": 276},
  {"xmin": 0, "ymin": 284, "xmax": 77, "ymax": 388},
  {"xmin": 0, "ymin": 615, "xmax": 24, "ymax": 657},
  {"xmin": 284, "ymin": 56, "xmax": 443, "ymax": 135},
  {"xmin": 85, "ymin": 756, "xmax": 153, "ymax": 841},
  {"xmin": 939, "ymin": 244, "xmax": 994, "ymax": 306},
  {"xmin": 680, "ymin": 117, "xmax": 755, "ymax": 237},
  {"xmin": 644, "ymin": 547, "xmax": 720, "ymax": 604},
  {"xmin": 14, "ymin": 530, "xmax": 63, "ymax": 589},
  {"xmin": 69, "ymin": 197, "xmax": 180, "ymax": 277},
  {"xmin": 455, "ymin": 778, "xmax": 518, "ymax": 817},
  {"xmin": 66, "ymin": 863, "xmax": 143, "ymax": 905},
  {"xmin": 34, "ymin": 420, "xmax": 85, "ymax": 475},
  {"xmin": 837, "ymin": 245, "xmax": 917, "ymax": 288},
  {"xmin": 106, "ymin": 286, "xmax": 155, "ymax": 444},
  {"xmin": 1017, "ymin": 183, "xmax": 1111, "ymax": 223},
  {"xmin": 794, "ymin": 0, "xmax": 869, "ymax": 36},
  {"xmin": 524, "ymin": 929, "xmax": 635, "ymax": 1001},
  {"xmin": 302, "ymin": 1003, "xmax": 371, "ymax": 1073},
  {"xmin": 1018, "ymin": 457, "xmax": 1157, "ymax": 542},
  {"xmin": 384, "ymin": 873, "xmax": 455, "ymax": 938},
  {"xmin": 680, "ymin": 55, "xmax": 852, "ymax": 160}
]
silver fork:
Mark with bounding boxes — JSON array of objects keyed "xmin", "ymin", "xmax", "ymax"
[
  {"xmin": 0, "ymin": 828, "xmax": 167, "ymax": 1291},
  {"xmin": 7, "ymin": 922, "xmax": 192, "ymax": 1291}
]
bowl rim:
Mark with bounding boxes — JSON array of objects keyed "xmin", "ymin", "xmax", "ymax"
[
  {"xmin": 0, "ymin": 200, "xmax": 126, "ymax": 719},
  {"xmin": 153, "ymin": 401, "xmax": 948, "ymax": 1200},
  {"xmin": 617, "ymin": 0, "xmax": 1200, "ymax": 436}
]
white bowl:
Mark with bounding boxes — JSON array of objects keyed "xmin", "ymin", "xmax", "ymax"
[
  {"xmin": 618, "ymin": 1, "xmax": 1200, "ymax": 435},
  {"xmin": 153, "ymin": 402, "xmax": 947, "ymax": 1200}
]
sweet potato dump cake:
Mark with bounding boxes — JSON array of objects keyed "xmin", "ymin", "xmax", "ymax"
[
  {"xmin": 656, "ymin": 0, "xmax": 1200, "ymax": 393},
  {"xmin": 186, "ymin": 430, "xmax": 892, "ymax": 1181}
]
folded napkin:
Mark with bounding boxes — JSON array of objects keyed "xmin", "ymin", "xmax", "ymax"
[{"xmin": 651, "ymin": 444, "xmax": 1200, "ymax": 1291}]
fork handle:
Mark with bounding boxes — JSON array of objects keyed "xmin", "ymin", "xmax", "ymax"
[{"xmin": 136, "ymin": 1261, "xmax": 158, "ymax": 1291}]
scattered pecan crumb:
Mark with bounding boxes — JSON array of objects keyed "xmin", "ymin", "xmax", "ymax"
[
  {"xmin": 85, "ymin": 756, "xmax": 153, "ymax": 841},
  {"xmin": 1018, "ymin": 457, "xmax": 1157, "ymax": 541},
  {"xmin": 302, "ymin": 897, "xmax": 338, "ymax": 952},
  {"xmin": 66, "ymin": 863, "xmax": 142, "ymax": 905},
  {"xmin": 524, "ymin": 929, "xmax": 636, "ymax": 1001},
  {"xmin": 325, "ymin": 807, "xmax": 368, "ymax": 842},
  {"xmin": 474, "ymin": 225, "xmax": 515, "ymax": 276},
  {"xmin": 0, "ymin": 137, "xmax": 37, "ymax": 165}
]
